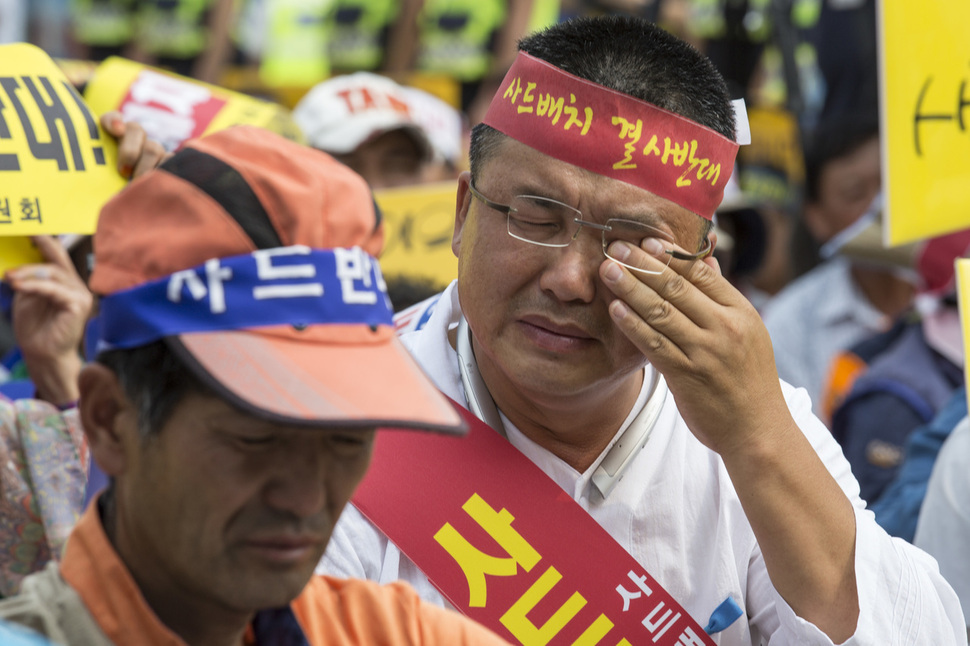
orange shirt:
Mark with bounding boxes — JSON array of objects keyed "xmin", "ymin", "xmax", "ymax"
[{"xmin": 55, "ymin": 504, "xmax": 508, "ymax": 645}]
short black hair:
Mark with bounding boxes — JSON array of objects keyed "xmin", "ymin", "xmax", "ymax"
[
  {"xmin": 802, "ymin": 112, "xmax": 880, "ymax": 204},
  {"xmin": 96, "ymin": 341, "xmax": 212, "ymax": 438},
  {"xmin": 470, "ymin": 15, "xmax": 736, "ymax": 177}
]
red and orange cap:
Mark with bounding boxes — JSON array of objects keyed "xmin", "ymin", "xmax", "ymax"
[{"xmin": 90, "ymin": 125, "xmax": 465, "ymax": 434}]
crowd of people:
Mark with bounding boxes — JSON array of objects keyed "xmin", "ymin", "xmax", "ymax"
[{"xmin": 1, "ymin": 1, "xmax": 970, "ymax": 645}]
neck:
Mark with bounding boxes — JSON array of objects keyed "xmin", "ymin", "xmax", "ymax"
[
  {"xmin": 102, "ymin": 496, "xmax": 251, "ymax": 646},
  {"xmin": 850, "ymin": 264, "xmax": 915, "ymax": 318},
  {"xmin": 480, "ymin": 364, "xmax": 645, "ymax": 473}
]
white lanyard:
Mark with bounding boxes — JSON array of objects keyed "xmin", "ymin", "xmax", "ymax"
[{"xmin": 456, "ymin": 314, "xmax": 668, "ymax": 498}]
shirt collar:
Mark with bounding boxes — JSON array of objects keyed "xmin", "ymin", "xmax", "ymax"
[
  {"xmin": 816, "ymin": 257, "xmax": 887, "ymax": 328},
  {"xmin": 60, "ymin": 500, "xmax": 310, "ymax": 646},
  {"xmin": 500, "ymin": 368, "xmax": 654, "ymax": 499},
  {"xmin": 60, "ymin": 502, "xmax": 187, "ymax": 645}
]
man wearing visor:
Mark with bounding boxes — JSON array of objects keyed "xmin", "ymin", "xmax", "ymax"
[
  {"xmin": 0, "ymin": 126, "xmax": 508, "ymax": 646},
  {"xmin": 320, "ymin": 15, "xmax": 966, "ymax": 645}
]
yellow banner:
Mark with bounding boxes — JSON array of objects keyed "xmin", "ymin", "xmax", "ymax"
[
  {"xmin": 83, "ymin": 57, "xmax": 304, "ymax": 153},
  {"xmin": 0, "ymin": 43, "xmax": 126, "ymax": 236},
  {"xmin": 375, "ymin": 181, "xmax": 458, "ymax": 288},
  {"xmin": 879, "ymin": 3, "xmax": 970, "ymax": 246}
]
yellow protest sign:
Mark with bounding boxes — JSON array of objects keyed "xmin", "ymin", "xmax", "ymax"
[
  {"xmin": 880, "ymin": 3, "xmax": 970, "ymax": 246},
  {"xmin": 83, "ymin": 57, "xmax": 305, "ymax": 153},
  {"xmin": 375, "ymin": 181, "xmax": 458, "ymax": 288},
  {"xmin": 0, "ymin": 43, "xmax": 126, "ymax": 236},
  {"xmin": 0, "ymin": 237, "xmax": 43, "ymax": 275}
]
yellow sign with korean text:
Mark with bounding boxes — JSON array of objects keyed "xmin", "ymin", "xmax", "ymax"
[
  {"xmin": 0, "ymin": 43, "xmax": 126, "ymax": 237},
  {"xmin": 374, "ymin": 181, "xmax": 458, "ymax": 289},
  {"xmin": 83, "ymin": 57, "xmax": 304, "ymax": 153},
  {"xmin": 879, "ymin": 3, "xmax": 970, "ymax": 246}
]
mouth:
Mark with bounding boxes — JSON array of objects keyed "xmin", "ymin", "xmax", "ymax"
[
  {"xmin": 518, "ymin": 315, "xmax": 595, "ymax": 352},
  {"xmin": 240, "ymin": 536, "xmax": 323, "ymax": 566}
]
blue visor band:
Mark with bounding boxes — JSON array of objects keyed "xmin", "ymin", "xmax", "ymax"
[{"xmin": 97, "ymin": 246, "xmax": 394, "ymax": 352}]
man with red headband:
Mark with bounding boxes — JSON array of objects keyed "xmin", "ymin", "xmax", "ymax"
[{"xmin": 320, "ymin": 15, "xmax": 966, "ymax": 645}]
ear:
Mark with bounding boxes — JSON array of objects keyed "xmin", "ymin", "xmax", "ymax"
[
  {"xmin": 453, "ymin": 171, "xmax": 473, "ymax": 258},
  {"xmin": 701, "ymin": 227, "xmax": 721, "ymax": 271},
  {"xmin": 78, "ymin": 363, "xmax": 136, "ymax": 478}
]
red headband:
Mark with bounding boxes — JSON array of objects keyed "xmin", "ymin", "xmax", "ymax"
[{"xmin": 482, "ymin": 53, "xmax": 739, "ymax": 221}]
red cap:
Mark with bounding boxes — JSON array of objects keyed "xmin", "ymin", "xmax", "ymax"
[{"xmin": 90, "ymin": 125, "xmax": 465, "ymax": 434}]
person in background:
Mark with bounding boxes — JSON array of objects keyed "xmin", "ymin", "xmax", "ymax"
[
  {"xmin": 382, "ymin": 0, "xmax": 547, "ymax": 122},
  {"xmin": 399, "ymin": 83, "xmax": 468, "ymax": 182},
  {"xmin": 0, "ymin": 235, "xmax": 92, "ymax": 597},
  {"xmin": 711, "ymin": 168, "xmax": 795, "ymax": 313},
  {"xmin": 70, "ymin": 0, "xmax": 236, "ymax": 84},
  {"xmin": 761, "ymin": 113, "xmax": 915, "ymax": 419},
  {"xmin": 0, "ymin": 111, "xmax": 186, "ymax": 597},
  {"xmin": 827, "ymin": 230, "xmax": 968, "ymax": 504},
  {"xmin": 68, "ymin": 0, "xmax": 135, "ymax": 62},
  {"xmin": 915, "ymin": 410, "xmax": 970, "ymax": 642},
  {"xmin": 293, "ymin": 72, "xmax": 438, "ymax": 191},
  {"xmin": 868, "ymin": 384, "xmax": 967, "ymax": 542},
  {"xmin": 292, "ymin": 73, "xmax": 464, "ymax": 311}
]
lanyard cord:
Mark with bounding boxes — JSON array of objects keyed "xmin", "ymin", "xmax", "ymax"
[{"xmin": 456, "ymin": 314, "xmax": 668, "ymax": 498}]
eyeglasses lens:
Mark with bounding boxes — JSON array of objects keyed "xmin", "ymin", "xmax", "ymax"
[
  {"xmin": 603, "ymin": 219, "xmax": 673, "ymax": 273},
  {"xmin": 506, "ymin": 196, "xmax": 581, "ymax": 246}
]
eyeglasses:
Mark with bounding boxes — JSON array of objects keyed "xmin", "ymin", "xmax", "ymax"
[{"xmin": 468, "ymin": 182, "xmax": 712, "ymax": 275}]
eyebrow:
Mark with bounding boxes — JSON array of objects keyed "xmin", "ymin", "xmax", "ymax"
[
  {"xmin": 598, "ymin": 204, "xmax": 675, "ymax": 234},
  {"xmin": 503, "ymin": 180, "xmax": 559, "ymax": 201},
  {"xmin": 500, "ymin": 180, "xmax": 683, "ymax": 235}
]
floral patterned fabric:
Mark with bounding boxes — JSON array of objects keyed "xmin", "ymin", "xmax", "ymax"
[{"xmin": 0, "ymin": 400, "xmax": 88, "ymax": 597}]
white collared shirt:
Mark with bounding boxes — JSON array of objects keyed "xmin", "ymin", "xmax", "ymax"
[
  {"xmin": 761, "ymin": 257, "xmax": 890, "ymax": 419},
  {"xmin": 320, "ymin": 280, "xmax": 966, "ymax": 645}
]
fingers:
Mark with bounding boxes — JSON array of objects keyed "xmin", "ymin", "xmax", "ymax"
[
  {"xmin": 6, "ymin": 263, "xmax": 56, "ymax": 285},
  {"xmin": 607, "ymin": 285, "xmax": 691, "ymax": 368},
  {"xmin": 599, "ymin": 235, "xmax": 762, "ymax": 374},
  {"xmin": 9, "ymin": 236, "xmax": 87, "ymax": 290},
  {"xmin": 6, "ymin": 258, "xmax": 91, "ymax": 309},
  {"xmin": 601, "ymin": 259, "xmax": 693, "ymax": 363},
  {"xmin": 100, "ymin": 111, "xmax": 169, "ymax": 179},
  {"xmin": 603, "ymin": 240, "xmax": 725, "ymax": 328},
  {"xmin": 115, "ymin": 120, "xmax": 146, "ymax": 179},
  {"xmin": 28, "ymin": 235, "xmax": 74, "ymax": 272},
  {"xmin": 7, "ymin": 262, "xmax": 87, "ymax": 292},
  {"xmin": 132, "ymin": 141, "xmax": 171, "ymax": 179},
  {"xmin": 9, "ymin": 278, "xmax": 92, "ymax": 313},
  {"xmin": 99, "ymin": 111, "xmax": 126, "ymax": 138}
]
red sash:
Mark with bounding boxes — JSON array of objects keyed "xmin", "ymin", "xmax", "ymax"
[{"xmin": 353, "ymin": 402, "xmax": 716, "ymax": 645}]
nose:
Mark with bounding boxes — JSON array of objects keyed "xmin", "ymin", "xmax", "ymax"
[
  {"xmin": 537, "ymin": 226, "xmax": 603, "ymax": 304},
  {"xmin": 264, "ymin": 442, "xmax": 329, "ymax": 520}
]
